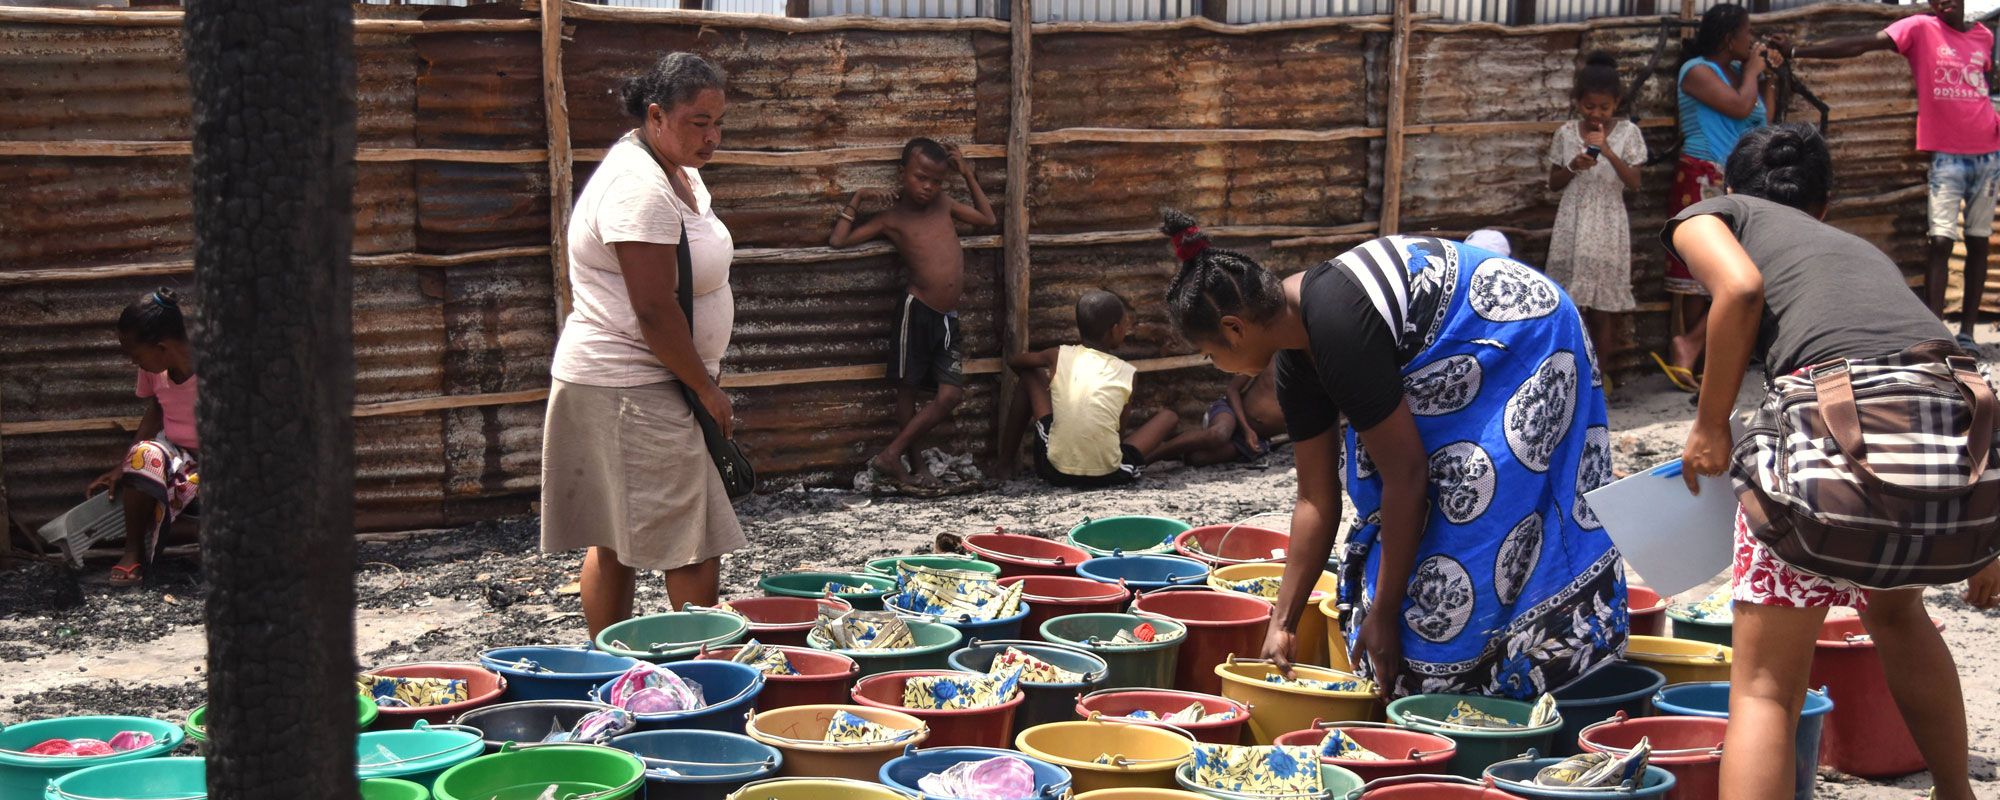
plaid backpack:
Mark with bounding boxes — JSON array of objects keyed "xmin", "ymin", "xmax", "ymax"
[{"xmin": 1732, "ymin": 340, "xmax": 2000, "ymax": 589}]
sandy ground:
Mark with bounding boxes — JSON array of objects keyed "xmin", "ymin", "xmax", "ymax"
[{"xmin": 3, "ymin": 353, "xmax": 1997, "ymax": 798}]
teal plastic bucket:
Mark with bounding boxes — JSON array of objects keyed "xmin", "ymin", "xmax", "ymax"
[
  {"xmin": 356, "ymin": 721, "xmax": 486, "ymax": 789},
  {"xmin": 1549, "ymin": 663, "xmax": 1665, "ymax": 756},
  {"xmin": 1066, "ymin": 516, "xmax": 1192, "ymax": 557},
  {"xmin": 1653, "ymin": 682, "xmax": 1832, "ymax": 800},
  {"xmin": 760, "ymin": 571, "xmax": 898, "ymax": 612},
  {"xmin": 1666, "ymin": 607, "xmax": 1734, "ymax": 647},
  {"xmin": 865, "ymin": 555, "xmax": 1000, "ymax": 579},
  {"xmin": 595, "ymin": 609, "xmax": 749, "ymax": 663},
  {"xmin": 1039, "ymin": 613, "xmax": 1186, "ymax": 690},
  {"xmin": 1484, "ymin": 752, "xmax": 1677, "ymax": 799},
  {"xmin": 1387, "ymin": 694, "xmax": 1562, "ymax": 779},
  {"xmin": 432, "ymin": 743, "xmax": 645, "ymax": 800},
  {"xmin": 0, "ymin": 715, "xmax": 184, "ymax": 799},
  {"xmin": 360, "ymin": 778, "xmax": 431, "ymax": 800},
  {"xmin": 808, "ymin": 619, "xmax": 964, "ymax": 678},
  {"xmin": 187, "ymin": 694, "xmax": 378, "ymax": 751},
  {"xmin": 42, "ymin": 755, "xmax": 203, "ymax": 800}
]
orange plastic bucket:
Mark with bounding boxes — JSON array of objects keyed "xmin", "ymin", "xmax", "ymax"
[
  {"xmin": 1172, "ymin": 524, "xmax": 1291, "ymax": 568},
  {"xmin": 717, "ymin": 597, "xmax": 852, "ymax": 648},
  {"xmin": 743, "ymin": 704, "xmax": 928, "ymax": 781},
  {"xmin": 850, "ymin": 670, "xmax": 1023, "ymax": 749},
  {"xmin": 1129, "ymin": 589, "xmax": 1271, "ymax": 696},
  {"xmin": 1628, "ymin": 586, "xmax": 1668, "ymax": 637},
  {"xmin": 365, "ymin": 663, "xmax": 508, "ymax": 729},
  {"xmin": 1074, "ymin": 688, "xmax": 1250, "ymax": 746},
  {"xmin": 1579, "ymin": 712, "xmax": 1725, "ymax": 800},
  {"xmin": 965, "ymin": 532, "xmax": 1092, "ymax": 579},
  {"xmin": 1809, "ymin": 612, "xmax": 1942, "ymax": 778},
  {"xmin": 1271, "ymin": 720, "xmax": 1456, "ymax": 782},
  {"xmin": 1208, "ymin": 564, "xmax": 1338, "ymax": 668}
]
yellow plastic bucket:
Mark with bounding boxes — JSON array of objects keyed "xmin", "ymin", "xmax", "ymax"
[
  {"xmin": 1015, "ymin": 717, "xmax": 1195, "ymax": 793},
  {"xmin": 1316, "ymin": 594, "xmax": 1354, "ymax": 673},
  {"xmin": 1625, "ymin": 635, "xmax": 1734, "ymax": 685},
  {"xmin": 1212, "ymin": 657, "xmax": 1381, "ymax": 744},
  {"xmin": 1207, "ymin": 564, "xmax": 1339, "ymax": 668},
  {"xmin": 724, "ymin": 777, "xmax": 914, "ymax": 799},
  {"xmin": 1074, "ymin": 789, "xmax": 1214, "ymax": 799}
]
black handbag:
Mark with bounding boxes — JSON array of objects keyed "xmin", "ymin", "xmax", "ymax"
[{"xmin": 675, "ymin": 222, "xmax": 757, "ymax": 502}]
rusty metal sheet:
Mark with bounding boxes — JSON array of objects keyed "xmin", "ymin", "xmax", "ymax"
[
  {"xmin": 1030, "ymin": 140, "xmax": 1372, "ymax": 233},
  {"xmin": 415, "ymin": 29, "xmax": 544, "ymax": 149},
  {"xmin": 1030, "ymin": 28, "xmax": 1383, "ymax": 130},
  {"xmin": 732, "ymin": 377, "xmax": 999, "ymax": 484},
  {"xmin": 564, "ymin": 23, "xmax": 986, "ymax": 152},
  {"xmin": 729, "ymin": 250, "xmax": 1003, "ymax": 374},
  {"xmin": 414, "ymin": 162, "xmax": 547, "ymax": 252},
  {"xmin": 694, "ymin": 161, "xmax": 1005, "ymax": 249}
]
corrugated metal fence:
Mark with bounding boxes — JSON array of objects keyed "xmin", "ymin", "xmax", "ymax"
[{"xmin": 365, "ymin": 0, "xmax": 1873, "ymax": 22}]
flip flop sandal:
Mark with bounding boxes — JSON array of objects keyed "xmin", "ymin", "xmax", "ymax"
[
  {"xmin": 108, "ymin": 563, "xmax": 143, "ymax": 588},
  {"xmin": 1649, "ymin": 352, "xmax": 1699, "ymax": 393}
]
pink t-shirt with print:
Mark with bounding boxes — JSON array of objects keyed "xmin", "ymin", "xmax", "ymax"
[
  {"xmin": 136, "ymin": 370, "xmax": 199, "ymax": 450},
  {"xmin": 1887, "ymin": 13, "xmax": 2000, "ymax": 155}
]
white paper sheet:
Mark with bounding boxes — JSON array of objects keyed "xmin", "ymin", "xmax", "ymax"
[{"xmin": 1583, "ymin": 459, "xmax": 1738, "ymax": 598}]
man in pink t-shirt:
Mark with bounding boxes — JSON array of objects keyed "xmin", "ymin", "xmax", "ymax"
[{"xmin": 1794, "ymin": 0, "xmax": 2000, "ymax": 348}]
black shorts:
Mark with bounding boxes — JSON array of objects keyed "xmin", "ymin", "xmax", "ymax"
[
  {"xmin": 889, "ymin": 294, "xmax": 963, "ymax": 390},
  {"xmin": 1030, "ymin": 415, "xmax": 1142, "ymax": 488}
]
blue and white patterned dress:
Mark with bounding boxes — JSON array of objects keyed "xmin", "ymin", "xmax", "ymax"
[{"xmin": 1325, "ymin": 236, "xmax": 1628, "ymax": 700}]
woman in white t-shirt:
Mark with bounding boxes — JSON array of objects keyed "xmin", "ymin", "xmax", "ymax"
[{"xmin": 540, "ymin": 53, "xmax": 744, "ymax": 638}]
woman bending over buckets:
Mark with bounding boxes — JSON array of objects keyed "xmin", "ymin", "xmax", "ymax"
[
  {"xmin": 1157, "ymin": 210, "xmax": 1627, "ymax": 700},
  {"xmin": 85, "ymin": 288, "xmax": 201, "ymax": 588}
]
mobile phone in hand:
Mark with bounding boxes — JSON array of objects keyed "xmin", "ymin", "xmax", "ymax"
[{"xmin": 1585, "ymin": 145, "xmax": 1602, "ymax": 157}]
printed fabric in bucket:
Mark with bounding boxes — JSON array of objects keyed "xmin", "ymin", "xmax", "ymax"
[
  {"xmin": 1189, "ymin": 744, "xmax": 1324, "ymax": 796},
  {"xmin": 919, "ymin": 755, "xmax": 1038, "ymax": 800},
  {"xmin": 1530, "ymin": 738, "xmax": 1652, "ymax": 788},
  {"xmin": 1216, "ymin": 576, "xmax": 1285, "ymax": 600},
  {"xmin": 1411, "ymin": 694, "xmax": 1557, "ymax": 730},
  {"xmin": 1319, "ymin": 730, "xmax": 1384, "ymax": 761},
  {"xmin": 1673, "ymin": 586, "xmax": 1733, "ymax": 623},
  {"xmin": 357, "ymin": 674, "xmax": 468, "ymax": 708},
  {"xmin": 1262, "ymin": 672, "xmax": 1373, "ymax": 693},
  {"xmin": 602, "ymin": 663, "xmax": 706, "ymax": 713},
  {"xmin": 894, "ymin": 564, "xmax": 1025, "ymax": 621},
  {"xmin": 902, "ymin": 668, "xmax": 1025, "ymax": 710},
  {"xmin": 810, "ymin": 607, "xmax": 916, "ymax": 650},
  {"xmin": 990, "ymin": 647, "xmax": 1084, "ymax": 683},
  {"xmin": 824, "ymin": 710, "xmax": 918, "ymax": 744},
  {"xmin": 1118, "ymin": 702, "xmax": 1238, "ymax": 724},
  {"xmin": 730, "ymin": 640, "xmax": 799, "ymax": 675}
]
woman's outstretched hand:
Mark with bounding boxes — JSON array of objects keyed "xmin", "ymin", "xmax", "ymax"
[{"xmin": 1358, "ymin": 611, "xmax": 1403, "ymax": 699}]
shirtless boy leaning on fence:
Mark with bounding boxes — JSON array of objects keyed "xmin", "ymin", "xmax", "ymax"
[{"xmin": 829, "ymin": 137, "xmax": 997, "ymax": 492}]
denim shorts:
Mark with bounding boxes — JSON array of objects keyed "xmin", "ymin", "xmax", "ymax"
[{"xmin": 1928, "ymin": 151, "xmax": 2000, "ymax": 241}]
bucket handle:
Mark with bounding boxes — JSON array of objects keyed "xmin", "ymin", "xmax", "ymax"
[
  {"xmin": 1199, "ymin": 514, "xmax": 1291, "ymax": 565},
  {"xmin": 963, "ymin": 638, "xmax": 1111, "ymax": 684},
  {"xmin": 1019, "ymin": 587, "xmax": 1129, "ymax": 605},
  {"xmin": 1081, "ymin": 710, "xmax": 1202, "ymax": 764},
  {"xmin": 1307, "ymin": 720, "xmax": 1455, "ymax": 761},
  {"xmin": 963, "ymin": 538, "xmax": 1072, "ymax": 567},
  {"xmin": 1343, "ymin": 774, "xmax": 1483, "ymax": 800},
  {"xmin": 1577, "ymin": 712, "xmax": 1727, "ymax": 759},
  {"xmin": 751, "ymin": 726, "xmax": 925, "ymax": 748},
  {"xmin": 736, "ymin": 776, "xmax": 918, "ymax": 798},
  {"xmin": 644, "ymin": 628, "xmax": 744, "ymax": 655},
  {"xmin": 49, "ymin": 789, "xmax": 204, "ymax": 800},
  {"xmin": 355, "ymin": 723, "xmax": 487, "ymax": 768},
  {"xmin": 1077, "ymin": 686, "xmax": 1244, "ymax": 711},
  {"xmin": 638, "ymin": 754, "xmax": 777, "ymax": 780}
]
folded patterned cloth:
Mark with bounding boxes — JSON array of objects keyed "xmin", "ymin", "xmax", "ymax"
[
  {"xmin": 917, "ymin": 755, "xmax": 1038, "ymax": 800},
  {"xmin": 988, "ymin": 647, "xmax": 1084, "ymax": 684},
  {"xmin": 1438, "ymin": 700, "xmax": 1522, "ymax": 730},
  {"xmin": 809, "ymin": 607, "xmax": 916, "ymax": 651},
  {"xmin": 892, "ymin": 564, "xmax": 1024, "ymax": 622},
  {"xmin": 730, "ymin": 640, "xmax": 798, "ymax": 676},
  {"xmin": 823, "ymin": 582, "xmax": 875, "ymax": 596},
  {"xmin": 1119, "ymin": 701, "xmax": 1236, "ymax": 724},
  {"xmin": 902, "ymin": 667, "xmax": 1023, "ymax": 711},
  {"xmin": 602, "ymin": 663, "xmax": 705, "ymax": 714},
  {"xmin": 824, "ymin": 710, "xmax": 916, "ymax": 744},
  {"xmin": 1527, "ymin": 693, "xmax": 1559, "ymax": 727},
  {"xmin": 356, "ymin": 674, "xmax": 469, "ymax": 709},
  {"xmin": 1319, "ymin": 729, "xmax": 1386, "ymax": 761},
  {"xmin": 1534, "ymin": 737, "xmax": 1652, "ymax": 788},
  {"xmin": 1674, "ymin": 586, "xmax": 1734, "ymax": 623},
  {"xmin": 1262, "ymin": 672, "xmax": 1371, "ymax": 693},
  {"xmin": 1217, "ymin": 576, "xmax": 1286, "ymax": 601},
  {"xmin": 1189, "ymin": 744, "xmax": 1324, "ymax": 797}
]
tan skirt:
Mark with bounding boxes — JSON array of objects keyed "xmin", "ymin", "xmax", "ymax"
[{"xmin": 540, "ymin": 378, "xmax": 746, "ymax": 571}]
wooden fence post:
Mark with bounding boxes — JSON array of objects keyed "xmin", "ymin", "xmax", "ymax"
[
  {"xmin": 541, "ymin": 0, "xmax": 575, "ymax": 327},
  {"xmin": 996, "ymin": 0, "xmax": 1033, "ymax": 465},
  {"xmin": 1379, "ymin": 0, "xmax": 1413, "ymax": 235}
]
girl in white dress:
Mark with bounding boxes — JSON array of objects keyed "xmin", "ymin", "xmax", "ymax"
[{"xmin": 1547, "ymin": 52, "xmax": 1647, "ymax": 383}]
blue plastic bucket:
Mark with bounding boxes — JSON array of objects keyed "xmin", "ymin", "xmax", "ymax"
[
  {"xmin": 42, "ymin": 755, "xmax": 204, "ymax": 800},
  {"xmin": 609, "ymin": 729, "xmax": 781, "ymax": 800},
  {"xmin": 0, "ymin": 715, "xmax": 184, "ymax": 800},
  {"xmin": 479, "ymin": 646, "xmax": 642, "ymax": 702},
  {"xmin": 357, "ymin": 721, "xmax": 487, "ymax": 789},
  {"xmin": 1548, "ymin": 663, "xmax": 1666, "ymax": 756},
  {"xmin": 592, "ymin": 660, "xmax": 765, "ymax": 734},
  {"xmin": 1654, "ymin": 682, "xmax": 1832, "ymax": 800},
  {"xmin": 884, "ymin": 592, "xmax": 1032, "ymax": 642},
  {"xmin": 1076, "ymin": 555, "xmax": 1211, "ymax": 592},
  {"xmin": 946, "ymin": 639, "xmax": 1109, "ymax": 737},
  {"xmin": 452, "ymin": 700, "xmax": 634, "ymax": 754},
  {"xmin": 1485, "ymin": 752, "xmax": 1677, "ymax": 799},
  {"xmin": 879, "ymin": 744, "xmax": 1072, "ymax": 799}
]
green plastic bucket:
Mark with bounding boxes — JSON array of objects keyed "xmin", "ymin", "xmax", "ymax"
[
  {"xmin": 433, "ymin": 743, "xmax": 645, "ymax": 800},
  {"xmin": 1387, "ymin": 694, "xmax": 1562, "ymax": 779},
  {"xmin": 1040, "ymin": 613, "xmax": 1186, "ymax": 690},
  {"xmin": 1067, "ymin": 516, "xmax": 1192, "ymax": 557},
  {"xmin": 807, "ymin": 620, "xmax": 963, "ymax": 678},
  {"xmin": 42, "ymin": 755, "xmax": 203, "ymax": 800},
  {"xmin": 1666, "ymin": 607, "xmax": 1734, "ymax": 647},
  {"xmin": 187, "ymin": 694, "xmax": 379, "ymax": 750},
  {"xmin": 360, "ymin": 778, "xmax": 432, "ymax": 800},
  {"xmin": 864, "ymin": 555, "xmax": 1000, "ymax": 579},
  {"xmin": 0, "ymin": 715, "xmax": 184, "ymax": 799},
  {"xmin": 760, "ymin": 571, "xmax": 898, "ymax": 611},
  {"xmin": 357, "ymin": 721, "xmax": 487, "ymax": 789},
  {"xmin": 595, "ymin": 609, "xmax": 749, "ymax": 663}
]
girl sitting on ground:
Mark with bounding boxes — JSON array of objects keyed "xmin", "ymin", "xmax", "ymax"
[
  {"xmin": 1546, "ymin": 51, "xmax": 1645, "ymax": 386},
  {"xmin": 85, "ymin": 288, "xmax": 199, "ymax": 587}
]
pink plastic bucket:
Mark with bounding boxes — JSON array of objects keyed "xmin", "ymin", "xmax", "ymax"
[
  {"xmin": 1579, "ymin": 712, "xmax": 1725, "ymax": 800},
  {"xmin": 963, "ymin": 532, "xmax": 1091, "ymax": 579},
  {"xmin": 722, "ymin": 596, "xmax": 853, "ymax": 648},
  {"xmin": 1628, "ymin": 586, "xmax": 1668, "ymax": 638}
]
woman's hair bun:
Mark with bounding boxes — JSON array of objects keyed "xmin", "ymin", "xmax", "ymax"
[
  {"xmin": 151, "ymin": 287, "xmax": 180, "ymax": 308},
  {"xmin": 1160, "ymin": 208, "xmax": 1200, "ymax": 238},
  {"xmin": 1584, "ymin": 51, "xmax": 1617, "ymax": 68}
]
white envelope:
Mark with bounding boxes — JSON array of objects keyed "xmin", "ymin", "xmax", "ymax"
[{"xmin": 1583, "ymin": 459, "xmax": 1738, "ymax": 598}]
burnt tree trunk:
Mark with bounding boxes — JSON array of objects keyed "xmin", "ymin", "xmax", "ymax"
[{"xmin": 183, "ymin": 2, "xmax": 358, "ymax": 798}]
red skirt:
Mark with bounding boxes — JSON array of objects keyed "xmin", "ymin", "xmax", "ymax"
[{"xmin": 1665, "ymin": 154, "xmax": 1726, "ymax": 296}]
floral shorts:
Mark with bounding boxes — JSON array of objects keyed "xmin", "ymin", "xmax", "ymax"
[{"xmin": 1732, "ymin": 505, "xmax": 1868, "ymax": 610}]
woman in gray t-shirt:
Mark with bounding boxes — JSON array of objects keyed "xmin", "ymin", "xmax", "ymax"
[{"xmin": 1662, "ymin": 123, "xmax": 1981, "ymax": 800}]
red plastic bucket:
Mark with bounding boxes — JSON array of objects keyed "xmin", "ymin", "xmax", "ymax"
[
  {"xmin": 722, "ymin": 596, "xmax": 853, "ymax": 648},
  {"xmin": 364, "ymin": 663, "xmax": 508, "ymax": 728},
  {"xmin": 1172, "ymin": 524, "xmax": 1291, "ymax": 568},
  {"xmin": 963, "ymin": 532, "xmax": 1090, "ymax": 579},
  {"xmin": 1073, "ymin": 688, "xmax": 1250, "ymax": 745},
  {"xmin": 1629, "ymin": 586, "xmax": 1668, "ymax": 638},
  {"xmin": 1354, "ymin": 775, "xmax": 1523, "ymax": 798},
  {"xmin": 1130, "ymin": 589, "xmax": 1272, "ymax": 696},
  {"xmin": 1273, "ymin": 720, "xmax": 1457, "ymax": 782},
  {"xmin": 696, "ymin": 644, "xmax": 860, "ymax": 710},
  {"xmin": 851, "ymin": 670, "xmax": 1023, "ymax": 749},
  {"xmin": 1579, "ymin": 712, "xmax": 1725, "ymax": 800},
  {"xmin": 1810, "ymin": 613, "xmax": 1941, "ymax": 778},
  {"xmin": 1000, "ymin": 576, "xmax": 1132, "ymax": 635}
]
